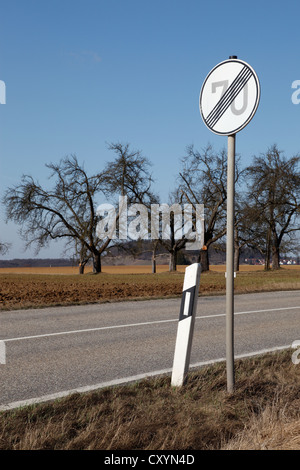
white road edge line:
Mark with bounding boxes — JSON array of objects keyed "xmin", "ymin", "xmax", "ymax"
[
  {"xmin": 0, "ymin": 344, "xmax": 292, "ymax": 412},
  {"xmin": 2, "ymin": 305, "xmax": 300, "ymax": 343}
]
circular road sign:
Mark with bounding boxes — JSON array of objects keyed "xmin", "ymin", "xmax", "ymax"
[{"xmin": 199, "ymin": 58, "xmax": 260, "ymax": 136}]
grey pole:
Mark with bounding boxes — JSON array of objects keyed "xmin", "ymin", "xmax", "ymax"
[{"xmin": 226, "ymin": 133, "xmax": 235, "ymax": 393}]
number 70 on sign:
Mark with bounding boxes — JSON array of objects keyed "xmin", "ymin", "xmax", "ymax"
[{"xmin": 212, "ymin": 80, "xmax": 249, "ymax": 116}]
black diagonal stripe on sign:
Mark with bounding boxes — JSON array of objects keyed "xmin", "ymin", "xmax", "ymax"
[
  {"xmin": 206, "ymin": 66, "xmax": 253, "ymax": 128},
  {"xmin": 205, "ymin": 66, "xmax": 250, "ymax": 126},
  {"xmin": 206, "ymin": 66, "xmax": 249, "ymax": 126},
  {"xmin": 207, "ymin": 68, "xmax": 252, "ymax": 128},
  {"xmin": 206, "ymin": 67, "xmax": 250, "ymax": 126},
  {"xmin": 208, "ymin": 69, "xmax": 252, "ymax": 128},
  {"xmin": 207, "ymin": 69, "xmax": 252, "ymax": 127}
]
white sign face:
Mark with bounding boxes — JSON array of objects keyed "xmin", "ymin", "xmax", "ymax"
[{"xmin": 199, "ymin": 58, "xmax": 260, "ymax": 136}]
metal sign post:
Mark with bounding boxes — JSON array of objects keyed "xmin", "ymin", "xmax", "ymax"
[
  {"xmin": 0, "ymin": 82, "xmax": 6, "ymax": 365},
  {"xmin": 200, "ymin": 56, "xmax": 260, "ymax": 392},
  {"xmin": 171, "ymin": 263, "xmax": 201, "ymax": 387},
  {"xmin": 226, "ymin": 133, "xmax": 235, "ymax": 392}
]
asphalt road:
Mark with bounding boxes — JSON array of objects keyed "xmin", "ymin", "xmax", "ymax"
[{"xmin": 1, "ymin": 290, "xmax": 300, "ymax": 409}]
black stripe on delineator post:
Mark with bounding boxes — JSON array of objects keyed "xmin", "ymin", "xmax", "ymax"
[
  {"xmin": 206, "ymin": 66, "xmax": 249, "ymax": 126},
  {"xmin": 206, "ymin": 66, "xmax": 253, "ymax": 128},
  {"xmin": 208, "ymin": 69, "xmax": 252, "ymax": 128},
  {"xmin": 178, "ymin": 286, "xmax": 196, "ymax": 322}
]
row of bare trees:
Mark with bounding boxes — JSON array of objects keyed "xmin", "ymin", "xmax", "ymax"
[
  {"xmin": 240, "ymin": 146, "xmax": 300, "ymax": 270},
  {"xmin": 1, "ymin": 142, "xmax": 300, "ymax": 272}
]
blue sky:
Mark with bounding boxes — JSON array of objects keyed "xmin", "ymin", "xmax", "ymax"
[{"xmin": 0, "ymin": 0, "xmax": 300, "ymax": 259}]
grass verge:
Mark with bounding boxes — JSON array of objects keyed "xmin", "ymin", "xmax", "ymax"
[{"xmin": 1, "ymin": 349, "xmax": 300, "ymax": 450}]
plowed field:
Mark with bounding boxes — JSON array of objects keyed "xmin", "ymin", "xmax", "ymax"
[{"xmin": 0, "ymin": 265, "xmax": 299, "ymax": 311}]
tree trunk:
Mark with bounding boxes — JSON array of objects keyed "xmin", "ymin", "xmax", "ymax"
[
  {"xmin": 234, "ymin": 245, "xmax": 240, "ymax": 272},
  {"xmin": 93, "ymin": 252, "xmax": 102, "ymax": 273},
  {"xmin": 198, "ymin": 248, "xmax": 209, "ymax": 272},
  {"xmin": 169, "ymin": 251, "xmax": 177, "ymax": 272},
  {"xmin": 265, "ymin": 228, "xmax": 271, "ymax": 271},
  {"xmin": 152, "ymin": 241, "xmax": 158, "ymax": 273},
  {"xmin": 271, "ymin": 244, "xmax": 280, "ymax": 270},
  {"xmin": 234, "ymin": 229, "xmax": 240, "ymax": 272},
  {"xmin": 79, "ymin": 263, "xmax": 85, "ymax": 275},
  {"xmin": 152, "ymin": 258, "xmax": 156, "ymax": 274}
]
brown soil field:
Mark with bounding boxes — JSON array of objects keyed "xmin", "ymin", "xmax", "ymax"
[
  {"xmin": 1, "ymin": 263, "xmax": 297, "ymax": 275},
  {"xmin": 0, "ymin": 264, "xmax": 180, "ymax": 275},
  {"xmin": 0, "ymin": 265, "xmax": 299, "ymax": 311}
]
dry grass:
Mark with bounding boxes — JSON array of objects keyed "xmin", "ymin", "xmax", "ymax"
[
  {"xmin": 1, "ymin": 349, "xmax": 300, "ymax": 450},
  {"xmin": 224, "ymin": 405, "xmax": 300, "ymax": 450},
  {"xmin": 0, "ymin": 265, "xmax": 299, "ymax": 311}
]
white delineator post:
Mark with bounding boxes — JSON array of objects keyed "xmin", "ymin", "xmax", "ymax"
[
  {"xmin": 171, "ymin": 263, "xmax": 201, "ymax": 387},
  {"xmin": 0, "ymin": 341, "xmax": 6, "ymax": 364}
]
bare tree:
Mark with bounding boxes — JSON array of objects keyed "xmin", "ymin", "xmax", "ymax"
[
  {"xmin": 156, "ymin": 213, "xmax": 187, "ymax": 272},
  {"xmin": 245, "ymin": 144, "xmax": 300, "ymax": 269},
  {"xmin": 177, "ymin": 144, "xmax": 239, "ymax": 271},
  {"xmin": 101, "ymin": 141, "xmax": 159, "ymax": 257},
  {"xmin": 0, "ymin": 241, "xmax": 10, "ymax": 255},
  {"xmin": 101, "ymin": 142, "xmax": 158, "ymax": 205},
  {"xmin": 232, "ymin": 190, "xmax": 259, "ymax": 271},
  {"xmin": 2, "ymin": 155, "xmax": 108, "ymax": 273},
  {"xmin": 2, "ymin": 143, "xmax": 158, "ymax": 273},
  {"xmin": 235, "ymin": 200, "xmax": 271, "ymax": 270},
  {"xmin": 66, "ymin": 237, "xmax": 92, "ymax": 274},
  {"xmin": 152, "ymin": 187, "xmax": 192, "ymax": 272}
]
